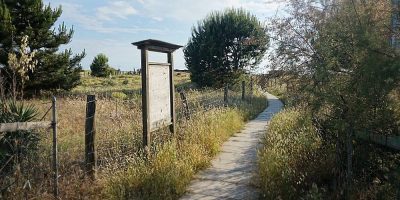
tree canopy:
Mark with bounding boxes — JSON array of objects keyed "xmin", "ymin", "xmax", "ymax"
[
  {"xmin": 0, "ymin": 0, "xmax": 85, "ymax": 94},
  {"xmin": 184, "ymin": 8, "xmax": 269, "ymax": 87}
]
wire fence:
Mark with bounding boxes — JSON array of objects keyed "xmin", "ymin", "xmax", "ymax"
[{"xmin": 0, "ymin": 81, "xmax": 258, "ymax": 199}]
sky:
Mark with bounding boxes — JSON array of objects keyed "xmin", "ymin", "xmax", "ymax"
[{"xmin": 43, "ymin": 0, "xmax": 286, "ymax": 71}]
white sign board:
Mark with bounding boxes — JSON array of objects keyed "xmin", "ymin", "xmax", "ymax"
[{"xmin": 148, "ymin": 64, "xmax": 172, "ymax": 131}]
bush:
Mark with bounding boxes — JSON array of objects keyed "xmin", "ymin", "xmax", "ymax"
[
  {"xmin": 111, "ymin": 92, "xmax": 127, "ymax": 100},
  {"xmin": 257, "ymin": 108, "xmax": 334, "ymax": 199},
  {"xmin": 0, "ymin": 100, "xmax": 40, "ymax": 191},
  {"xmin": 122, "ymin": 79, "xmax": 129, "ymax": 85},
  {"xmin": 102, "ymin": 79, "xmax": 116, "ymax": 86}
]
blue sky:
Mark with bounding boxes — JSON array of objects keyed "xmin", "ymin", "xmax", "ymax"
[{"xmin": 43, "ymin": 0, "xmax": 285, "ymax": 71}]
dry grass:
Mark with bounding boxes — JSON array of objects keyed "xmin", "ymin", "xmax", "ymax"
[
  {"xmin": 1, "ymin": 85, "xmax": 267, "ymax": 199},
  {"xmin": 72, "ymin": 73, "xmax": 191, "ymax": 94},
  {"xmin": 102, "ymin": 91, "xmax": 267, "ymax": 200},
  {"xmin": 257, "ymin": 108, "xmax": 335, "ymax": 199}
]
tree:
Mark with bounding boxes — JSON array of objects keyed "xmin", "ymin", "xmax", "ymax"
[
  {"xmin": 0, "ymin": 0, "xmax": 85, "ymax": 94},
  {"xmin": 90, "ymin": 54, "xmax": 113, "ymax": 77},
  {"xmin": 184, "ymin": 8, "xmax": 269, "ymax": 87},
  {"xmin": 269, "ymin": 0, "xmax": 400, "ymax": 197}
]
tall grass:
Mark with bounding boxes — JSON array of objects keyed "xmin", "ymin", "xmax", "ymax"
[
  {"xmin": 102, "ymin": 94, "xmax": 267, "ymax": 199},
  {"xmin": 257, "ymin": 108, "xmax": 335, "ymax": 199},
  {"xmin": 0, "ymin": 86, "xmax": 266, "ymax": 199}
]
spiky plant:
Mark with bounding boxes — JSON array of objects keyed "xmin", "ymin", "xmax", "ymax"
[{"xmin": 0, "ymin": 100, "xmax": 39, "ymax": 175}]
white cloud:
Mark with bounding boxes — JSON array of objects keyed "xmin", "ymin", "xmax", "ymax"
[
  {"xmin": 56, "ymin": 2, "xmax": 164, "ymax": 34},
  {"xmin": 96, "ymin": 1, "xmax": 138, "ymax": 21},
  {"xmin": 138, "ymin": 0, "xmax": 285, "ymax": 22},
  {"xmin": 152, "ymin": 16, "xmax": 164, "ymax": 22}
]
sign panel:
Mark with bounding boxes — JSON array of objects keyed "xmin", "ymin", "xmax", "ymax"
[{"xmin": 148, "ymin": 64, "xmax": 172, "ymax": 131}]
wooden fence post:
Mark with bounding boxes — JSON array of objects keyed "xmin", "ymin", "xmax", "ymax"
[
  {"xmin": 85, "ymin": 95, "xmax": 96, "ymax": 180},
  {"xmin": 224, "ymin": 85, "xmax": 228, "ymax": 106},
  {"xmin": 51, "ymin": 96, "xmax": 59, "ymax": 199},
  {"xmin": 250, "ymin": 77, "xmax": 254, "ymax": 96},
  {"xmin": 242, "ymin": 81, "xmax": 245, "ymax": 100},
  {"xmin": 178, "ymin": 89, "xmax": 190, "ymax": 120}
]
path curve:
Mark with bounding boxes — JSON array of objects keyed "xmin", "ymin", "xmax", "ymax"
[{"xmin": 181, "ymin": 92, "xmax": 283, "ymax": 200}]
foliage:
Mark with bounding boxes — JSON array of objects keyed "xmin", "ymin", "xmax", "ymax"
[
  {"xmin": 258, "ymin": 108, "xmax": 334, "ymax": 199},
  {"xmin": 184, "ymin": 8, "xmax": 269, "ymax": 87},
  {"xmin": 351, "ymin": 142, "xmax": 400, "ymax": 199},
  {"xmin": 0, "ymin": 100, "xmax": 40, "ymax": 176},
  {"xmin": 0, "ymin": 0, "xmax": 85, "ymax": 93},
  {"xmin": 90, "ymin": 54, "xmax": 114, "ymax": 77},
  {"xmin": 267, "ymin": 0, "xmax": 400, "ymax": 196},
  {"xmin": 7, "ymin": 36, "xmax": 37, "ymax": 99},
  {"xmin": 111, "ymin": 92, "xmax": 127, "ymax": 100}
]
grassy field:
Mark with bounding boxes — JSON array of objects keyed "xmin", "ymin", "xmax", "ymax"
[
  {"xmin": 71, "ymin": 72, "xmax": 192, "ymax": 94},
  {"xmin": 1, "ymin": 73, "xmax": 267, "ymax": 199}
]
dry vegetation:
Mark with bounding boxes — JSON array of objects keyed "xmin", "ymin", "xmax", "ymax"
[{"xmin": 1, "ymin": 73, "xmax": 267, "ymax": 199}]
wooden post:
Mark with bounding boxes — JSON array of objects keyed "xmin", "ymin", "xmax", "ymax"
[
  {"xmin": 85, "ymin": 95, "xmax": 96, "ymax": 180},
  {"xmin": 224, "ymin": 85, "xmax": 228, "ymax": 106},
  {"xmin": 51, "ymin": 97, "xmax": 59, "ymax": 199},
  {"xmin": 141, "ymin": 48, "xmax": 150, "ymax": 148},
  {"xmin": 250, "ymin": 77, "xmax": 254, "ymax": 96},
  {"xmin": 179, "ymin": 89, "xmax": 190, "ymax": 120},
  {"xmin": 242, "ymin": 81, "xmax": 245, "ymax": 100},
  {"xmin": 168, "ymin": 52, "xmax": 176, "ymax": 135}
]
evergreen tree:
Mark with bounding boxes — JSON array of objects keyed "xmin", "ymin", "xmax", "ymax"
[
  {"xmin": 184, "ymin": 8, "xmax": 269, "ymax": 87},
  {"xmin": 90, "ymin": 53, "xmax": 113, "ymax": 77},
  {"xmin": 0, "ymin": 0, "xmax": 85, "ymax": 93}
]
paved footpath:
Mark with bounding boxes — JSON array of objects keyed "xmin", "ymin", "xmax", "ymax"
[{"xmin": 181, "ymin": 92, "xmax": 283, "ymax": 200}]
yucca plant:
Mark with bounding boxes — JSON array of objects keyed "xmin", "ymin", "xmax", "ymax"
[{"xmin": 0, "ymin": 100, "xmax": 39, "ymax": 175}]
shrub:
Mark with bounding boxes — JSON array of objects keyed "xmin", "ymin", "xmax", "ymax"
[
  {"xmin": 0, "ymin": 100, "xmax": 40, "ymax": 191},
  {"xmin": 102, "ymin": 79, "xmax": 116, "ymax": 86},
  {"xmin": 122, "ymin": 79, "xmax": 129, "ymax": 85},
  {"xmin": 111, "ymin": 92, "xmax": 127, "ymax": 100},
  {"xmin": 257, "ymin": 108, "xmax": 334, "ymax": 199}
]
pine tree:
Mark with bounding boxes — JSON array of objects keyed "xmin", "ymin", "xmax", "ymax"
[
  {"xmin": 0, "ymin": 0, "xmax": 85, "ymax": 94},
  {"xmin": 90, "ymin": 54, "xmax": 113, "ymax": 77}
]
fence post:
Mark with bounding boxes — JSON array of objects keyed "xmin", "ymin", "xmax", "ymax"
[
  {"xmin": 250, "ymin": 77, "xmax": 254, "ymax": 96},
  {"xmin": 85, "ymin": 95, "xmax": 96, "ymax": 180},
  {"xmin": 178, "ymin": 89, "xmax": 190, "ymax": 120},
  {"xmin": 224, "ymin": 85, "xmax": 228, "ymax": 106},
  {"xmin": 242, "ymin": 81, "xmax": 245, "ymax": 100},
  {"xmin": 51, "ymin": 96, "xmax": 59, "ymax": 199}
]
